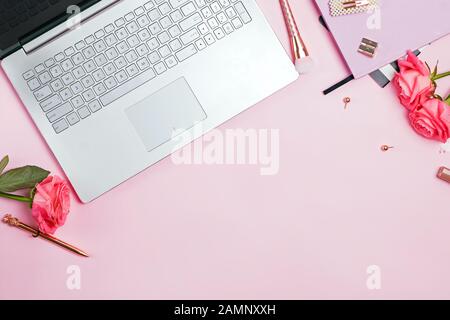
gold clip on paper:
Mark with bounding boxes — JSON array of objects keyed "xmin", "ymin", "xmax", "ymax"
[
  {"xmin": 329, "ymin": 0, "xmax": 377, "ymax": 17},
  {"xmin": 358, "ymin": 38, "xmax": 378, "ymax": 57},
  {"xmin": 437, "ymin": 167, "xmax": 450, "ymax": 184},
  {"xmin": 342, "ymin": 0, "xmax": 369, "ymax": 9}
]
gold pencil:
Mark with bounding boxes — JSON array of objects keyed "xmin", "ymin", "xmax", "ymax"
[{"xmin": 2, "ymin": 214, "xmax": 89, "ymax": 257}]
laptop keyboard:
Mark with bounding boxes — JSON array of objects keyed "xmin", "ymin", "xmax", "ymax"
[{"xmin": 22, "ymin": 0, "xmax": 252, "ymax": 134}]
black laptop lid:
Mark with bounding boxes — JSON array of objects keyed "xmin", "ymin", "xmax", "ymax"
[{"xmin": 0, "ymin": 0, "xmax": 100, "ymax": 59}]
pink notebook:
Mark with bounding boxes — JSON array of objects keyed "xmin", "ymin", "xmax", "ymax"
[{"xmin": 315, "ymin": 0, "xmax": 450, "ymax": 78}]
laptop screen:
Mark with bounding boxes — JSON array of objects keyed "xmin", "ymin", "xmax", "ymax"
[{"xmin": 0, "ymin": 0, "xmax": 100, "ymax": 59}]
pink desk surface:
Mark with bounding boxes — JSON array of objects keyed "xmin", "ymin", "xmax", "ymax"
[{"xmin": 1, "ymin": 0, "xmax": 450, "ymax": 300}]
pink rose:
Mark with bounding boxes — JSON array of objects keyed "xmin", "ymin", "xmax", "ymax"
[
  {"xmin": 393, "ymin": 50, "xmax": 435, "ymax": 110},
  {"xmin": 408, "ymin": 97, "xmax": 450, "ymax": 143},
  {"xmin": 31, "ymin": 175, "xmax": 70, "ymax": 234}
]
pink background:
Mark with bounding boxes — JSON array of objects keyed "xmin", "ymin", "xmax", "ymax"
[{"xmin": 1, "ymin": 0, "xmax": 450, "ymax": 299}]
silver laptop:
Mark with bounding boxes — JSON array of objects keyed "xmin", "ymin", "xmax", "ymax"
[{"xmin": 1, "ymin": 0, "xmax": 298, "ymax": 202}]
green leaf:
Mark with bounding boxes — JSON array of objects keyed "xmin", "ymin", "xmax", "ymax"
[
  {"xmin": 0, "ymin": 166, "xmax": 50, "ymax": 192},
  {"xmin": 0, "ymin": 156, "xmax": 8, "ymax": 175}
]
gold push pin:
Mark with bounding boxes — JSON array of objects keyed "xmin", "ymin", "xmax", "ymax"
[
  {"xmin": 381, "ymin": 145, "xmax": 394, "ymax": 152},
  {"xmin": 343, "ymin": 97, "xmax": 351, "ymax": 109}
]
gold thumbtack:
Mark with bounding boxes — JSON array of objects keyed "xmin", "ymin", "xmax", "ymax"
[
  {"xmin": 343, "ymin": 97, "xmax": 351, "ymax": 109},
  {"xmin": 381, "ymin": 145, "xmax": 394, "ymax": 152}
]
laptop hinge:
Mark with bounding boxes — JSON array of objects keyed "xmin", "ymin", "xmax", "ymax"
[{"xmin": 22, "ymin": 0, "xmax": 120, "ymax": 55}]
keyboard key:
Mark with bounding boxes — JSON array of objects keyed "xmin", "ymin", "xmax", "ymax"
[
  {"xmin": 93, "ymin": 69, "xmax": 106, "ymax": 82},
  {"xmin": 104, "ymin": 63, "xmax": 117, "ymax": 75},
  {"xmin": 115, "ymin": 18, "xmax": 125, "ymax": 27},
  {"xmin": 149, "ymin": 22, "xmax": 162, "ymax": 35},
  {"xmin": 78, "ymin": 106, "xmax": 91, "ymax": 119},
  {"xmin": 100, "ymin": 68, "xmax": 156, "ymax": 106},
  {"xmin": 137, "ymin": 57, "xmax": 151, "ymax": 70},
  {"xmin": 211, "ymin": 2, "xmax": 221, "ymax": 13},
  {"xmin": 147, "ymin": 38, "xmax": 159, "ymax": 50},
  {"xmin": 45, "ymin": 58, "xmax": 55, "ymax": 67},
  {"xmin": 95, "ymin": 29, "xmax": 105, "ymax": 39},
  {"xmin": 159, "ymin": 3, "xmax": 172, "ymax": 15},
  {"xmin": 23, "ymin": 70, "xmax": 35, "ymax": 80},
  {"xmin": 149, "ymin": 51, "xmax": 161, "ymax": 64},
  {"xmin": 170, "ymin": 39, "xmax": 182, "ymax": 51},
  {"xmin": 83, "ymin": 89, "xmax": 96, "ymax": 102},
  {"xmin": 136, "ymin": 44, "xmax": 149, "ymax": 56},
  {"xmin": 54, "ymin": 53, "xmax": 65, "ymax": 62},
  {"xmin": 195, "ymin": 38, "xmax": 207, "ymax": 50},
  {"xmin": 62, "ymin": 73, "xmax": 75, "ymax": 85},
  {"xmin": 181, "ymin": 2, "xmax": 196, "ymax": 16},
  {"xmin": 94, "ymin": 83, "xmax": 107, "ymax": 95},
  {"xmin": 83, "ymin": 60, "xmax": 97, "ymax": 73},
  {"xmin": 213, "ymin": 27, "xmax": 225, "ymax": 39},
  {"xmin": 125, "ymin": 64, "xmax": 139, "ymax": 77},
  {"xmin": 165, "ymin": 56, "xmax": 178, "ymax": 68},
  {"xmin": 67, "ymin": 112, "xmax": 80, "ymax": 125},
  {"xmin": 95, "ymin": 54, "xmax": 108, "ymax": 66},
  {"xmin": 70, "ymin": 82, "xmax": 84, "ymax": 95},
  {"xmin": 115, "ymin": 70, "xmax": 128, "ymax": 83},
  {"xmin": 223, "ymin": 22, "xmax": 234, "ymax": 34},
  {"xmin": 180, "ymin": 13, "xmax": 202, "ymax": 31},
  {"xmin": 40, "ymin": 95, "xmax": 62, "ymax": 112},
  {"xmin": 232, "ymin": 17, "xmax": 242, "ymax": 29},
  {"xmin": 53, "ymin": 118, "xmax": 69, "ymax": 134},
  {"xmin": 73, "ymin": 66, "xmax": 86, "ymax": 79},
  {"xmin": 105, "ymin": 76, "xmax": 118, "ymax": 89},
  {"xmin": 85, "ymin": 35, "xmax": 95, "ymax": 44},
  {"xmin": 88, "ymin": 100, "xmax": 102, "ymax": 113},
  {"xmin": 50, "ymin": 65, "xmax": 63, "ymax": 78},
  {"xmin": 34, "ymin": 86, "xmax": 52, "ymax": 101},
  {"xmin": 204, "ymin": 33, "xmax": 215, "ymax": 45},
  {"xmin": 125, "ymin": 50, "xmax": 138, "ymax": 63},
  {"xmin": 148, "ymin": 9, "xmax": 161, "ymax": 21},
  {"xmin": 81, "ymin": 75, "xmax": 95, "ymax": 87},
  {"xmin": 64, "ymin": 47, "xmax": 75, "ymax": 56},
  {"xmin": 72, "ymin": 95, "xmax": 84, "ymax": 108},
  {"xmin": 105, "ymin": 24, "xmax": 115, "ymax": 33},
  {"xmin": 60, "ymin": 88, "xmax": 73, "ymax": 101},
  {"xmin": 159, "ymin": 45, "xmax": 171, "ymax": 58},
  {"xmin": 180, "ymin": 29, "xmax": 200, "ymax": 44},
  {"xmin": 171, "ymin": 10, "xmax": 183, "ymax": 22},
  {"xmin": 61, "ymin": 59, "xmax": 74, "ymax": 71},
  {"xmin": 105, "ymin": 34, "xmax": 118, "ymax": 46},
  {"xmin": 50, "ymin": 79, "xmax": 64, "ymax": 91},
  {"xmin": 35, "ymin": 64, "xmax": 45, "ymax": 74},
  {"xmin": 137, "ymin": 15, "xmax": 151, "ymax": 28},
  {"xmin": 83, "ymin": 46, "xmax": 96, "ymax": 59},
  {"xmin": 126, "ymin": 21, "xmax": 139, "ymax": 34},
  {"xmin": 27, "ymin": 78, "xmax": 40, "ymax": 91},
  {"xmin": 169, "ymin": 0, "xmax": 189, "ymax": 8},
  {"xmin": 127, "ymin": 35, "xmax": 140, "ymax": 47},
  {"xmin": 105, "ymin": 47, "xmax": 119, "ymax": 60},
  {"xmin": 47, "ymin": 102, "xmax": 73, "ymax": 122},
  {"xmin": 176, "ymin": 44, "xmax": 197, "ymax": 61},
  {"xmin": 144, "ymin": 1, "xmax": 155, "ymax": 10},
  {"xmin": 75, "ymin": 41, "xmax": 86, "ymax": 50},
  {"xmin": 94, "ymin": 40, "xmax": 107, "ymax": 52}
]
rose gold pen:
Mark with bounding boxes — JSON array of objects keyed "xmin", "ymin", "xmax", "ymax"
[
  {"xmin": 279, "ymin": 0, "xmax": 313, "ymax": 74},
  {"xmin": 2, "ymin": 214, "xmax": 89, "ymax": 257}
]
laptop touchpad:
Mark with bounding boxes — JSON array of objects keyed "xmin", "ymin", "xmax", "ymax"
[{"xmin": 126, "ymin": 77, "xmax": 207, "ymax": 152}]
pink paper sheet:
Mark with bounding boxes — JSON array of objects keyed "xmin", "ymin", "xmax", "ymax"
[{"xmin": 315, "ymin": 0, "xmax": 450, "ymax": 78}]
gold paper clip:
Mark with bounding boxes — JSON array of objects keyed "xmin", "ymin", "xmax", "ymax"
[
  {"xmin": 437, "ymin": 167, "xmax": 450, "ymax": 184},
  {"xmin": 343, "ymin": 0, "xmax": 370, "ymax": 9},
  {"xmin": 358, "ymin": 38, "xmax": 378, "ymax": 57}
]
